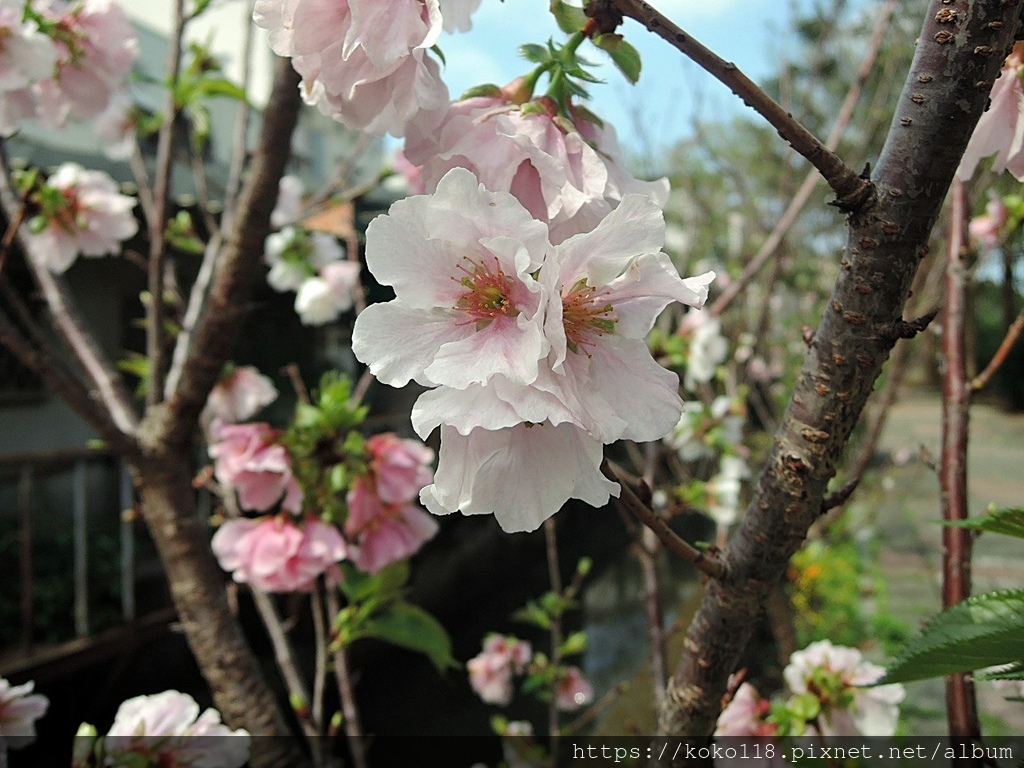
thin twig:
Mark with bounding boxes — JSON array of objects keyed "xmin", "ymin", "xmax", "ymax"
[
  {"xmin": 129, "ymin": 142, "xmax": 158, "ymax": 228},
  {"xmin": 0, "ymin": 185, "xmax": 28, "ymax": 279},
  {"xmin": 311, "ymin": 583, "xmax": 329, "ymax": 741},
  {"xmin": 602, "ymin": 460, "xmax": 725, "ymax": 580},
  {"xmin": 325, "ymin": 587, "xmax": 369, "ymax": 768},
  {"xmin": 709, "ymin": 0, "xmax": 898, "ymax": 317},
  {"xmin": 972, "ymin": 310, "xmax": 1024, "ymax": 391},
  {"xmin": 147, "ymin": 0, "xmax": 188, "ymax": 405},
  {"xmin": 941, "ymin": 177, "xmax": 982, "ymax": 746},
  {"xmin": 592, "ymin": 0, "xmax": 873, "ymax": 212},
  {"xmin": 637, "ymin": 442, "xmax": 667, "ymax": 730}
]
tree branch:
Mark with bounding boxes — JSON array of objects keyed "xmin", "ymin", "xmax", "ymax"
[
  {"xmin": 972, "ymin": 309, "xmax": 1024, "ymax": 390},
  {"xmin": 657, "ymin": 0, "xmax": 1024, "ymax": 743},
  {"xmin": 159, "ymin": 56, "xmax": 303, "ymax": 451},
  {"xmin": 592, "ymin": 0, "xmax": 873, "ymax": 212},
  {"xmin": 709, "ymin": 0, "xmax": 899, "ymax": 317}
]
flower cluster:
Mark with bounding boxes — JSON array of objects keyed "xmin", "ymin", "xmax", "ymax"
[
  {"xmin": 253, "ymin": 0, "xmax": 450, "ymax": 137},
  {"xmin": 0, "ymin": 676, "xmax": 48, "ymax": 750},
  {"xmin": 264, "ymin": 176, "xmax": 361, "ymax": 326},
  {"xmin": 404, "ymin": 93, "xmax": 670, "ymax": 244},
  {"xmin": 211, "ymin": 515, "xmax": 347, "ymax": 592},
  {"xmin": 99, "ymin": 690, "xmax": 249, "ymax": 768},
  {"xmin": 25, "ymin": 162, "xmax": 138, "ymax": 273},
  {"xmin": 781, "ymin": 640, "xmax": 905, "ymax": 736},
  {"xmin": 345, "ymin": 433, "xmax": 438, "ymax": 573},
  {"xmin": 467, "ymin": 634, "xmax": 533, "ymax": 706},
  {"xmin": 353, "ymin": 168, "xmax": 714, "ymax": 532},
  {"xmin": 0, "ymin": 0, "xmax": 137, "ymax": 135}
]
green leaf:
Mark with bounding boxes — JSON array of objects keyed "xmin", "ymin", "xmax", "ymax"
[
  {"xmin": 362, "ymin": 602, "xmax": 458, "ymax": 672},
  {"xmin": 550, "ymin": 0, "xmax": 587, "ymax": 34},
  {"xmin": 881, "ymin": 589, "xmax": 1024, "ymax": 684},
  {"xmin": 560, "ymin": 630, "xmax": 588, "ymax": 656},
  {"xmin": 194, "ymin": 77, "xmax": 247, "ymax": 102},
  {"xmin": 945, "ymin": 507, "xmax": 1024, "ymax": 540},
  {"xmin": 593, "ymin": 34, "xmax": 642, "ymax": 84},
  {"xmin": 519, "ymin": 43, "xmax": 551, "ymax": 64}
]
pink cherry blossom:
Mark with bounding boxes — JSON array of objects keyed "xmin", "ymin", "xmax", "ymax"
[
  {"xmin": 467, "ymin": 635, "xmax": 532, "ymax": 706},
  {"xmin": 204, "ymin": 366, "xmax": 278, "ymax": 424},
  {"xmin": 352, "ymin": 167, "xmax": 551, "ymax": 391},
  {"xmin": 253, "ymin": 0, "xmax": 449, "ymax": 137},
  {"xmin": 783, "ymin": 640, "xmax": 905, "ymax": 736},
  {"xmin": 208, "ymin": 422, "xmax": 302, "ymax": 513},
  {"xmin": 420, "ymin": 422, "xmax": 620, "ymax": 533},
  {"xmin": 0, "ymin": 677, "xmax": 48, "ymax": 750},
  {"xmin": 969, "ymin": 194, "xmax": 1009, "ymax": 249},
  {"xmin": 715, "ymin": 681, "xmax": 775, "ymax": 737},
  {"xmin": 555, "ymin": 666, "xmax": 594, "ymax": 711},
  {"xmin": 33, "ymin": 0, "xmax": 138, "ymax": 127},
  {"xmin": 211, "ymin": 516, "xmax": 347, "ymax": 592},
  {"xmin": 958, "ymin": 43, "xmax": 1024, "ymax": 181},
  {"xmin": 404, "ymin": 96, "xmax": 669, "ymax": 243},
  {"xmin": 0, "ymin": 3, "xmax": 58, "ymax": 136},
  {"xmin": 105, "ymin": 690, "xmax": 250, "ymax": 768},
  {"xmin": 27, "ymin": 163, "xmax": 138, "ymax": 273},
  {"xmin": 345, "ymin": 480, "xmax": 438, "ymax": 573},
  {"xmin": 415, "ymin": 195, "xmax": 714, "ymax": 447},
  {"xmin": 366, "ymin": 432, "xmax": 434, "ymax": 504}
]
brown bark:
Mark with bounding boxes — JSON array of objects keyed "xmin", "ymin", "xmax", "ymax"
[
  {"xmin": 941, "ymin": 179, "xmax": 982, "ymax": 754},
  {"xmin": 131, "ymin": 455, "xmax": 306, "ymax": 768},
  {"xmin": 657, "ymin": 0, "xmax": 1024, "ymax": 743}
]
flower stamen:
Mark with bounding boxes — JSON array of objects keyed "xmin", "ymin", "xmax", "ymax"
[
  {"xmin": 452, "ymin": 255, "xmax": 519, "ymax": 328},
  {"xmin": 562, "ymin": 278, "xmax": 616, "ymax": 356}
]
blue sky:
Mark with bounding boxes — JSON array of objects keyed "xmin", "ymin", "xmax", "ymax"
[{"xmin": 437, "ymin": 0, "xmax": 810, "ymax": 158}]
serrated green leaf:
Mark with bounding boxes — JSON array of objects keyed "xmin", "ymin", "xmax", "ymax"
[
  {"xmin": 976, "ymin": 662, "xmax": 1024, "ymax": 681},
  {"xmin": 362, "ymin": 602, "xmax": 457, "ymax": 672},
  {"xmin": 881, "ymin": 589, "xmax": 1024, "ymax": 684},
  {"xmin": 594, "ymin": 34, "xmax": 642, "ymax": 84},
  {"xmin": 519, "ymin": 43, "xmax": 551, "ymax": 64},
  {"xmin": 550, "ymin": 0, "xmax": 587, "ymax": 34},
  {"xmin": 945, "ymin": 507, "xmax": 1024, "ymax": 540}
]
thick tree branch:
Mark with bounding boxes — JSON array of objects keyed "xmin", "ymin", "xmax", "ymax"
[
  {"xmin": 159, "ymin": 57, "xmax": 303, "ymax": 451},
  {"xmin": 591, "ymin": 0, "xmax": 873, "ymax": 212},
  {"xmin": 657, "ymin": 0, "xmax": 1024, "ymax": 743}
]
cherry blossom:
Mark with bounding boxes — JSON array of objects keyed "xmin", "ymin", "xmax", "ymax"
[
  {"xmin": 93, "ymin": 91, "xmax": 137, "ymax": 160},
  {"xmin": 264, "ymin": 227, "xmax": 346, "ymax": 293},
  {"xmin": 345, "ymin": 481, "xmax": 438, "ymax": 573},
  {"xmin": 352, "ymin": 167, "xmax": 550, "ymax": 391},
  {"xmin": 208, "ymin": 422, "xmax": 303, "ymax": 514},
  {"xmin": 105, "ymin": 690, "xmax": 250, "ymax": 768},
  {"xmin": 783, "ymin": 640, "xmax": 905, "ymax": 736},
  {"xmin": 294, "ymin": 260, "xmax": 362, "ymax": 326},
  {"xmin": 706, "ymin": 455, "xmax": 751, "ymax": 527},
  {"xmin": 0, "ymin": 677, "xmax": 48, "ymax": 750},
  {"xmin": 0, "ymin": 3, "xmax": 58, "ymax": 136},
  {"xmin": 681, "ymin": 308, "xmax": 729, "ymax": 391},
  {"xmin": 211, "ymin": 516, "xmax": 347, "ymax": 592},
  {"xmin": 419, "ymin": 422, "xmax": 619, "ymax": 533},
  {"xmin": 271, "ymin": 174, "xmax": 305, "ymax": 228},
  {"xmin": 555, "ymin": 666, "xmax": 594, "ymax": 711},
  {"xmin": 253, "ymin": 0, "xmax": 449, "ymax": 137},
  {"xmin": 204, "ymin": 366, "xmax": 278, "ymax": 424},
  {"xmin": 366, "ymin": 432, "xmax": 435, "ymax": 504},
  {"xmin": 958, "ymin": 42, "xmax": 1024, "ymax": 181},
  {"xmin": 405, "ymin": 95, "xmax": 669, "ymax": 243},
  {"xmin": 27, "ymin": 163, "xmax": 138, "ymax": 273},
  {"xmin": 34, "ymin": 0, "xmax": 139, "ymax": 127},
  {"xmin": 467, "ymin": 634, "xmax": 532, "ymax": 706},
  {"xmin": 715, "ymin": 681, "xmax": 775, "ymax": 737},
  {"xmin": 969, "ymin": 193, "xmax": 1009, "ymax": 249}
]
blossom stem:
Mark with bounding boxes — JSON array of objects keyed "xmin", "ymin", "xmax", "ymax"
[
  {"xmin": 590, "ymin": 0, "xmax": 872, "ymax": 213},
  {"xmin": 326, "ymin": 587, "xmax": 369, "ymax": 768},
  {"xmin": 602, "ymin": 460, "xmax": 725, "ymax": 580}
]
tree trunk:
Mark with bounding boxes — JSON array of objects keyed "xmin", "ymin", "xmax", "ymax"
[
  {"xmin": 133, "ymin": 452, "xmax": 310, "ymax": 768},
  {"xmin": 659, "ymin": 0, "xmax": 1024, "ymax": 743}
]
